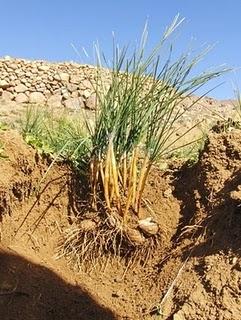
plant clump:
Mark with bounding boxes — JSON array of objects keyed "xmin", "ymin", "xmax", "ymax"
[{"xmin": 21, "ymin": 16, "xmax": 229, "ymax": 267}]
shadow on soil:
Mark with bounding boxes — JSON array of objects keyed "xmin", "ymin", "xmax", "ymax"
[{"xmin": 0, "ymin": 248, "xmax": 117, "ymax": 320}]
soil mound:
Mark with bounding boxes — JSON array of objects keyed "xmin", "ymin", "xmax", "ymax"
[
  {"xmin": 168, "ymin": 128, "xmax": 241, "ymax": 319},
  {"xmin": 0, "ymin": 128, "xmax": 241, "ymax": 319}
]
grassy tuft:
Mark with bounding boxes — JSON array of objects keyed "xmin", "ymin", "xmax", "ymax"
[
  {"xmin": 87, "ymin": 16, "xmax": 229, "ymax": 216},
  {"xmin": 21, "ymin": 16, "xmax": 230, "ymax": 254},
  {"xmin": 21, "ymin": 105, "xmax": 90, "ymax": 167}
]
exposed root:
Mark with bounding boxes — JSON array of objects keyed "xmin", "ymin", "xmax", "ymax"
[
  {"xmin": 56, "ymin": 210, "xmax": 160, "ymax": 272},
  {"xmin": 56, "ymin": 214, "xmax": 123, "ymax": 271}
]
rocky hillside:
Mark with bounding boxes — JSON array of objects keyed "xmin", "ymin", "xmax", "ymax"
[
  {"xmin": 0, "ymin": 56, "xmax": 236, "ymax": 128},
  {"xmin": 0, "ymin": 56, "xmax": 109, "ymax": 110}
]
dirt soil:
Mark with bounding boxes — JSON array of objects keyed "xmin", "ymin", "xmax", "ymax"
[{"xmin": 0, "ymin": 127, "xmax": 241, "ymax": 319}]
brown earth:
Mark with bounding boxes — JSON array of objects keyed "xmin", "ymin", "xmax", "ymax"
[{"xmin": 0, "ymin": 125, "xmax": 241, "ymax": 319}]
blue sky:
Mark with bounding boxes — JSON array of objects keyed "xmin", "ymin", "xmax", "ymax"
[{"xmin": 0, "ymin": 0, "xmax": 240, "ymax": 99}]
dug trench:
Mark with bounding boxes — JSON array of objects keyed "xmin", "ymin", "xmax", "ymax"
[{"xmin": 0, "ymin": 128, "xmax": 241, "ymax": 320}]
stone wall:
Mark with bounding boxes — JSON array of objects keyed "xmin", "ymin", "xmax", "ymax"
[
  {"xmin": 0, "ymin": 56, "xmax": 235, "ymax": 127},
  {"xmin": 0, "ymin": 56, "xmax": 111, "ymax": 110}
]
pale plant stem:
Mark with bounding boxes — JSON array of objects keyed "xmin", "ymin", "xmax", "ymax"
[
  {"xmin": 90, "ymin": 158, "xmax": 94, "ymax": 198},
  {"xmin": 91, "ymin": 159, "xmax": 99, "ymax": 210},
  {"xmin": 104, "ymin": 143, "xmax": 111, "ymax": 210},
  {"xmin": 110, "ymin": 142, "xmax": 121, "ymax": 210},
  {"xmin": 118, "ymin": 169, "xmax": 123, "ymax": 186},
  {"xmin": 123, "ymin": 152, "xmax": 127, "ymax": 191},
  {"xmin": 123, "ymin": 151, "xmax": 136, "ymax": 219},
  {"xmin": 110, "ymin": 183, "xmax": 115, "ymax": 203},
  {"xmin": 99, "ymin": 160, "xmax": 105, "ymax": 188},
  {"xmin": 131, "ymin": 149, "xmax": 138, "ymax": 207},
  {"xmin": 135, "ymin": 155, "xmax": 150, "ymax": 213}
]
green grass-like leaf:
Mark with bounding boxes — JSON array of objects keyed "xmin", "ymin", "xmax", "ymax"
[{"xmin": 20, "ymin": 15, "xmax": 230, "ymax": 215}]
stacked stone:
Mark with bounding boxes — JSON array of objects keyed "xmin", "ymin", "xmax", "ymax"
[
  {"xmin": 0, "ymin": 56, "xmax": 235, "ymax": 123},
  {"xmin": 0, "ymin": 56, "xmax": 111, "ymax": 110}
]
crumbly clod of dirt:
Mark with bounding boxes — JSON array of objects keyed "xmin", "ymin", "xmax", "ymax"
[{"xmin": 0, "ymin": 128, "xmax": 241, "ymax": 319}]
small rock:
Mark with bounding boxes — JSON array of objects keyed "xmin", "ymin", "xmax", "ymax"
[
  {"xmin": 37, "ymin": 65, "xmax": 50, "ymax": 72},
  {"xmin": 66, "ymin": 83, "xmax": 78, "ymax": 92},
  {"xmin": 230, "ymin": 187, "xmax": 241, "ymax": 201},
  {"xmin": 25, "ymin": 71, "xmax": 32, "ymax": 78},
  {"xmin": 82, "ymin": 79, "xmax": 92, "ymax": 89},
  {"xmin": 61, "ymin": 87, "xmax": 70, "ymax": 100},
  {"xmin": 31, "ymin": 68, "xmax": 38, "ymax": 74},
  {"xmin": 71, "ymin": 91, "xmax": 79, "ymax": 98},
  {"xmin": 85, "ymin": 94, "xmax": 97, "ymax": 110},
  {"xmin": 53, "ymin": 74, "xmax": 61, "ymax": 81},
  {"xmin": 9, "ymin": 75, "xmax": 16, "ymax": 81},
  {"xmin": 36, "ymin": 87, "xmax": 46, "ymax": 93},
  {"xmin": 138, "ymin": 217, "xmax": 159, "ymax": 236},
  {"xmin": 231, "ymin": 257, "xmax": 238, "ymax": 265},
  {"xmin": 25, "ymin": 82, "xmax": 31, "ymax": 88},
  {"xmin": 6, "ymin": 87, "xmax": 14, "ymax": 93},
  {"xmin": 15, "ymin": 84, "xmax": 28, "ymax": 93},
  {"xmin": 83, "ymin": 89, "xmax": 91, "ymax": 99},
  {"xmin": 47, "ymin": 95, "xmax": 63, "ymax": 108},
  {"xmin": 53, "ymin": 73, "xmax": 70, "ymax": 82},
  {"xmin": 70, "ymin": 74, "xmax": 81, "ymax": 84},
  {"xmin": 20, "ymin": 78, "xmax": 28, "ymax": 84},
  {"xmin": 0, "ymin": 79, "xmax": 11, "ymax": 89},
  {"xmin": 8, "ymin": 63, "xmax": 18, "ymax": 70},
  {"xmin": 43, "ymin": 90, "xmax": 51, "ymax": 98},
  {"xmin": 163, "ymin": 188, "xmax": 172, "ymax": 198},
  {"xmin": 29, "ymin": 92, "xmax": 46, "ymax": 104},
  {"xmin": 1, "ymin": 91, "xmax": 13, "ymax": 101},
  {"xmin": 63, "ymin": 97, "xmax": 84, "ymax": 110},
  {"xmin": 59, "ymin": 72, "xmax": 70, "ymax": 82},
  {"xmin": 62, "ymin": 92, "xmax": 70, "ymax": 100},
  {"xmin": 15, "ymin": 93, "xmax": 29, "ymax": 103}
]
